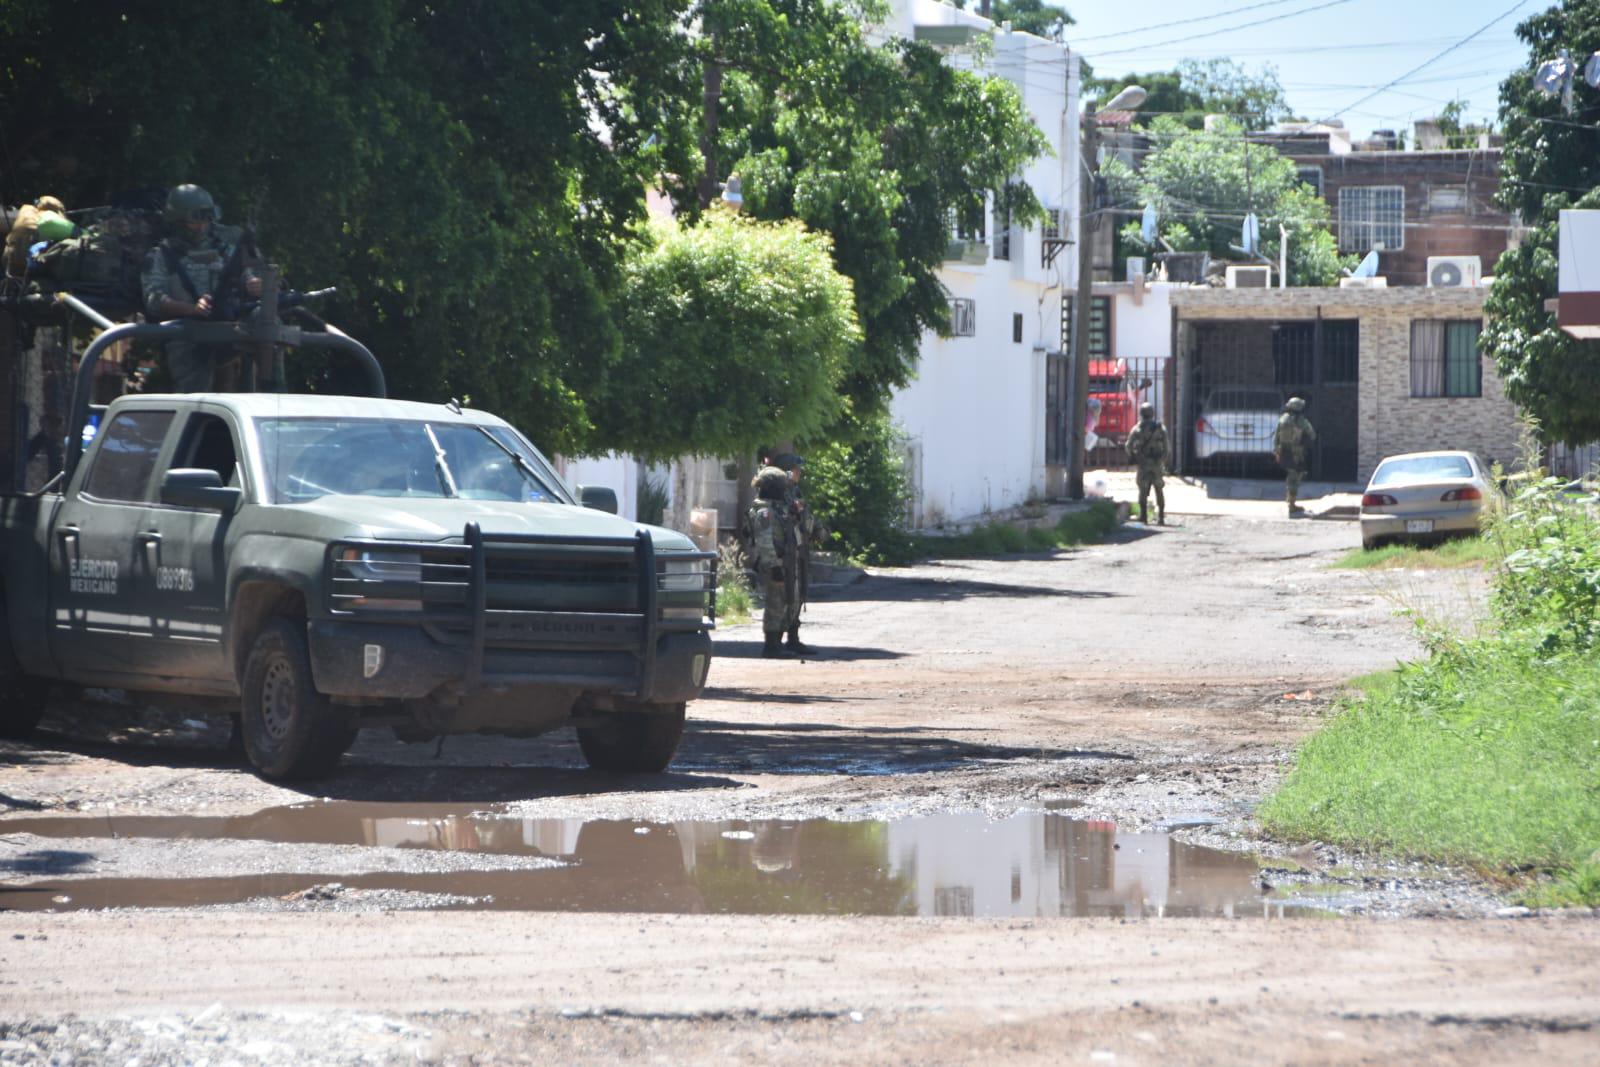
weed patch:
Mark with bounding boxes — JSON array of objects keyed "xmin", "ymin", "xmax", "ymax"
[
  {"xmin": 902, "ymin": 501, "xmax": 1120, "ymax": 561},
  {"xmin": 1333, "ymin": 537, "xmax": 1496, "ymax": 571}
]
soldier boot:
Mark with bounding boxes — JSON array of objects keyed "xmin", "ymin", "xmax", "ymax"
[
  {"xmin": 785, "ymin": 627, "xmax": 816, "ymax": 655},
  {"xmin": 762, "ymin": 633, "xmax": 790, "ymax": 658}
]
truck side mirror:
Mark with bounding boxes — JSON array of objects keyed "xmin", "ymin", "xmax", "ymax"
[
  {"xmin": 161, "ymin": 468, "xmax": 243, "ymax": 513},
  {"xmin": 577, "ymin": 485, "xmax": 618, "ymax": 514}
]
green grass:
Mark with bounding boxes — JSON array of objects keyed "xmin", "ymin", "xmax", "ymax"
[
  {"xmin": 1332, "ymin": 536, "xmax": 1497, "ymax": 571},
  {"xmin": 907, "ymin": 501, "xmax": 1119, "ymax": 560},
  {"xmin": 1261, "ymin": 644, "xmax": 1600, "ymax": 899}
]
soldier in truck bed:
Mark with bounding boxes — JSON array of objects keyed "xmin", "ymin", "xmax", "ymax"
[{"xmin": 142, "ymin": 183, "xmax": 264, "ymax": 392}]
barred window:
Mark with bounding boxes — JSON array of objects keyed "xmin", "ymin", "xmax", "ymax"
[
  {"xmin": 1061, "ymin": 295, "xmax": 1111, "ymax": 359},
  {"xmin": 1338, "ymin": 185, "xmax": 1405, "ymax": 253},
  {"xmin": 1410, "ymin": 320, "xmax": 1482, "ymax": 398},
  {"xmin": 949, "ymin": 298, "xmax": 975, "ymax": 337}
]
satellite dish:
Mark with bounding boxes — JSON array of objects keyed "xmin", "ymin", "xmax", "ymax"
[
  {"xmin": 1534, "ymin": 50, "xmax": 1573, "ymax": 96},
  {"xmin": 1349, "ymin": 250, "xmax": 1380, "ymax": 278},
  {"xmin": 1586, "ymin": 52, "xmax": 1600, "ymax": 90},
  {"xmin": 1140, "ymin": 202, "xmax": 1158, "ymax": 244}
]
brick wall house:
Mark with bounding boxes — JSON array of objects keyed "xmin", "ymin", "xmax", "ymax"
[{"xmin": 1170, "ymin": 287, "xmax": 1525, "ymax": 482}]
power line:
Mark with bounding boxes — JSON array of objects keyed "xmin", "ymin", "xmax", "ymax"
[
  {"xmin": 1067, "ymin": 0, "xmax": 1318, "ymax": 45},
  {"xmin": 1323, "ymin": 0, "xmax": 1530, "ymax": 122},
  {"xmin": 1084, "ymin": 0, "xmax": 1358, "ymax": 60}
]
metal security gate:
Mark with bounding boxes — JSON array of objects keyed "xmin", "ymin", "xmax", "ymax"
[
  {"xmin": 1176, "ymin": 318, "xmax": 1358, "ymax": 481},
  {"xmin": 1045, "ymin": 353, "xmax": 1178, "ymax": 472}
]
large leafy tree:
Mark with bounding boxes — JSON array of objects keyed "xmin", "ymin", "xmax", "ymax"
[
  {"xmin": 0, "ymin": 0, "xmax": 696, "ymax": 455},
  {"xmin": 659, "ymin": 0, "xmax": 1050, "ymax": 428},
  {"xmin": 949, "ymin": 0, "xmax": 1073, "ymax": 38},
  {"xmin": 590, "ymin": 215, "xmax": 860, "ymax": 460},
  {"xmin": 1106, "ymin": 116, "xmax": 1345, "ymax": 285},
  {"xmin": 1482, "ymin": 0, "xmax": 1600, "ymax": 445}
]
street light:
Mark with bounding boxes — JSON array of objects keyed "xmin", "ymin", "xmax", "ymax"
[{"xmin": 1068, "ymin": 85, "xmax": 1146, "ymax": 500}]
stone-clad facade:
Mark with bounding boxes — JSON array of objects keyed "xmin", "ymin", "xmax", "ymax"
[{"xmin": 1170, "ymin": 287, "xmax": 1525, "ymax": 482}]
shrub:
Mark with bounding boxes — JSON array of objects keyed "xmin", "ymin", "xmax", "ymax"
[{"xmin": 805, "ymin": 411, "xmax": 914, "ymax": 565}]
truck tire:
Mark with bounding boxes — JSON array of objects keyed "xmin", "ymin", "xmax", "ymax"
[
  {"xmin": 240, "ymin": 619, "xmax": 355, "ymax": 780},
  {"xmin": 576, "ymin": 703, "xmax": 686, "ymax": 773},
  {"xmin": 0, "ymin": 601, "xmax": 50, "ymax": 741}
]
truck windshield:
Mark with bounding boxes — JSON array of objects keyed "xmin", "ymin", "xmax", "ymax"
[{"xmin": 256, "ymin": 417, "xmax": 568, "ymax": 505}]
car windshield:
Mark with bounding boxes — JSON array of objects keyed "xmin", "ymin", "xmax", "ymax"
[
  {"xmin": 1089, "ymin": 377, "xmax": 1125, "ymax": 390},
  {"xmin": 256, "ymin": 417, "xmax": 569, "ymax": 505},
  {"xmin": 1370, "ymin": 454, "xmax": 1475, "ymax": 487},
  {"xmin": 1203, "ymin": 390, "xmax": 1283, "ymax": 412}
]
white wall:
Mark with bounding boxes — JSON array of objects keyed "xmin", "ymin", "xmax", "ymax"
[{"xmin": 553, "ymin": 453, "xmax": 638, "ymax": 521}]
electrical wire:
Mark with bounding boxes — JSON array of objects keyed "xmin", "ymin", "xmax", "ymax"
[
  {"xmin": 1084, "ymin": 0, "xmax": 1358, "ymax": 59},
  {"xmin": 1066, "ymin": 0, "xmax": 1323, "ymax": 44},
  {"xmin": 1322, "ymin": 0, "xmax": 1530, "ymax": 121}
]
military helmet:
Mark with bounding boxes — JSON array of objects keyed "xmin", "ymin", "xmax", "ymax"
[
  {"xmin": 754, "ymin": 466, "xmax": 789, "ymax": 500},
  {"xmin": 1138, "ymin": 402, "xmax": 1156, "ymax": 420},
  {"xmin": 164, "ymin": 184, "xmax": 217, "ymax": 224},
  {"xmin": 1285, "ymin": 396, "xmax": 1306, "ymax": 413},
  {"xmin": 771, "ymin": 452, "xmax": 804, "ymax": 472}
]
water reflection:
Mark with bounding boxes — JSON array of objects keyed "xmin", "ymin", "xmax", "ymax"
[{"xmin": 0, "ymin": 806, "xmax": 1285, "ymax": 918}]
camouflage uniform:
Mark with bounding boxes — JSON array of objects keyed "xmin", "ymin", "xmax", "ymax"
[
  {"xmin": 771, "ymin": 453, "xmax": 826, "ymax": 655},
  {"xmin": 1273, "ymin": 398, "xmax": 1317, "ymax": 514},
  {"xmin": 141, "ymin": 185, "xmax": 257, "ymax": 392},
  {"xmin": 747, "ymin": 466, "xmax": 797, "ymax": 658},
  {"xmin": 1124, "ymin": 409, "xmax": 1169, "ymax": 525}
]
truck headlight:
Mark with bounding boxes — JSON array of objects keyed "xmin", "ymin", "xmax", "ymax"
[
  {"xmin": 658, "ymin": 556, "xmax": 711, "ymax": 620},
  {"xmin": 339, "ymin": 548, "xmax": 424, "ymax": 611}
]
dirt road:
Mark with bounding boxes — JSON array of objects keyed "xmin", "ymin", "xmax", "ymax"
[{"xmin": 3, "ymin": 512, "xmax": 1595, "ymax": 1064}]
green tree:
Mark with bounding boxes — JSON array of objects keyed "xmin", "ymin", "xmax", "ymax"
[
  {"xmin": 1482, "ymin": 0, "xmax": 1600, "ymax": 445},
  {"xmin": 588, "ymin": 215, "xmax": 859, "ymax": 460},
  {"xmin": 1105, "ymin": 115, "xmax": 1346, "ymax": 285},
  {"xmin": 1088, "ymin": 59, "xmax": 1289, "ymax": 131},
  {"xmin": 1436, "ymin": 99, "xmax": 1495, "ymax": 149},
  {"xmin": 949, "ymin": 0, "xmax": 1074, "ymax": 37},
  {"xmin": 672, "ymin": 0, "xmax": 1051, "ymax": 423}
]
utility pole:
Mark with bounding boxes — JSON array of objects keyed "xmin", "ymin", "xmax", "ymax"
[{"xmin": 1067, "ymin": 100, "xmax": 1098, "ymax": 500}]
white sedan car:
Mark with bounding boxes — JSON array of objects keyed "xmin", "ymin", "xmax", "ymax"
[{"xmin": 1360, "ymin": 450, "xmax": 1497, "ymax": 549}]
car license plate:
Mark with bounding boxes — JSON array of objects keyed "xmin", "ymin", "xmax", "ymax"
[
  {"xmin": 1235, "ymin": 423, "xmax": 1253, "ymax": 435},
  {"xmin": 1405, "ymin": 519, "xmax": 1434, "ymax": 534}
]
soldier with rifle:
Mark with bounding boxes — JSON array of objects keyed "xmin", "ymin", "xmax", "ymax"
[
  {"xmin": 770, "ymin": 452, "xmax": 826, "ymax": 656},
  {"xmin": 141, "ymin": 183, "xmax": 267, "ymax": 391},
  {"xmin": 747, "ymin": 465, "xmax": 798, "ymax": 659}
]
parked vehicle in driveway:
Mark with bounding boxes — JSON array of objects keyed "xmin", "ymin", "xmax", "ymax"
[
  {"xmin": 1087, "ymin": 360, "xmax": 1153, "ymax": 450},
  {"xmin": 1359, "ymin": 450, "xmax": 1497, "ymax": 549},
  {"xmin": 1193, "ymin": 387, "xmax": 1284, "ymax": 463}
]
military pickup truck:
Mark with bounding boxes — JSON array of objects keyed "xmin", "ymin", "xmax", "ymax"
[{"xmin": 0, "ymin": 301, "xmax": 715, "ymax": 780}]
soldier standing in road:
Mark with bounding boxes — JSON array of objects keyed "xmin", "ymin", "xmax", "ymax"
[
  {"xmin": 142, "ymin": 183, "xmax": 263, "ymax": 392},
  {"xmin": 771, "ymin": 452, "xmax": 827, "ymax": 655},
  {"xmin": 1124, "ymin": 402, "xmax": 1169, "ymax": 525},
  {"xmin": 1274, "ymin": 396, "xmax": 1317, "ymax": 515},
  {"xmin": 747, "ymin": 465, "xmax": 797, "ymax": 658}
]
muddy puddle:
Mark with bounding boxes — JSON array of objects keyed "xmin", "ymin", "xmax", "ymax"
[{"xmin": 0, "ymin": 804, "xmax": 1312, "ymax": 918}]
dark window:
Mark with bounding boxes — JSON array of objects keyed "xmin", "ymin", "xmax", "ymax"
[
  {"xmin": 1012, "ymin": 313, "xmax": 1024, "ymax": 344},
  {"xmin": 170, "ymin": 413, "xmax": 241, "ymax": 489},
  {"xmin": 1061, "ymin": 295, "xmax": 1112, "ymax": 359},
  {"xmin": 1409, "ymin": 320, "xmax": 1483, "ymax": 397},
  {"xmin": 83, "ymin": 410, "xmax": 175, "ymax": 502},
  {"xmin": 1297, "ymin": 166, "xmax": 1324, "ymax": 198}
]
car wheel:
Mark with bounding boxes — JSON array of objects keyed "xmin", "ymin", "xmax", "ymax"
[
  {"xmin": 0, "ymin": 599, "xmax": 51, "ymax": 741},
  {"xmin": 240, "ymin": 618, "xmax": 356, "ymax": 780},
  {"xmin": 576, "ymin": 703, "xmax": 686, "ymax": 773}
]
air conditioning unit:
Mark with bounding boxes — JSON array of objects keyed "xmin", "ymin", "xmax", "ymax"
[
  {"xmin": 1427, "ymin": 255, "xmax": 1482, "ymax": 288},
  {"xmin": 1225, "ymin": 265, "xmax": 1272, "ymax": 288},
  {"xmin": 1339, "ymin": 276, "xmax": 1388, "ymax": 288}
]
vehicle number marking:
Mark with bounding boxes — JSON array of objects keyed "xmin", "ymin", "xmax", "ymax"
[
  {"xmin": 68, "ymin": 558, "xmax": 119, "ymax": 595},
  {"xmin": 1405, "ymin": 519, "xmax": 1434, "ymax": 534},
  {"xmin": 156, "ymin": 566, "xmax": 195, "ymax": 592}
]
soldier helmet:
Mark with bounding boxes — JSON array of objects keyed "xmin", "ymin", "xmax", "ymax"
[
  {"xmin": 1285, "ymin": 396, "xmax": 1306, "ymax": 413},
  {"xmin": 771, "ymin": 452, "xmax": 804, "ymax": 472},
  {"xmin": 164, "ymin": 184, "xmax": 217, "ymax": 224},
  {"xmin": 754, "ymin": 466, "xmax": 790, "ymax": 500},
  {"xmin": 1138, "ymin": 402, "xmax": 1156, "ymax": 420}
]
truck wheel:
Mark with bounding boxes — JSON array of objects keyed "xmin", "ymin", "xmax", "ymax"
[
  {"xmin": 240, "ymin": 619, "xmax": 355, "ymax": 780},
  {"xmin": 576, "ymin": 703, "xmax": 686, "ymax": 773},
  {"xmin": 0, "ymin": 602, "xmax": 50, "ymax": 741}
]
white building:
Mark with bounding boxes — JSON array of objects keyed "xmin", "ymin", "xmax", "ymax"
[{"xmin": 872, "ymin": 0, "xmax": 1082, "ymax": 527}]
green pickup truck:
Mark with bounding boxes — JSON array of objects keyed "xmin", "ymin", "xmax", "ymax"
[{"xmin": 0, "ymin": 310, "xmax": 715, "ymax": 780}]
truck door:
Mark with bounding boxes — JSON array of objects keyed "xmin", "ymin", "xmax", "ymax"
[
  {"xmin": 143, "ymin": 410, "xmax": 240, "ymax": 682},
  {"xmin": 50, "ymin": 408, "xmax": 177, "ymax": 678}
]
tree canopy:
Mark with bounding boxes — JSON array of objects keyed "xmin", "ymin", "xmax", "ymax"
[
  {"xmin": 1482, "ymin": 0, "xmax": 1600, "ymax": 445},
  {"xmin": 1, "ymin": 0, "xmax": 1050, "ymax": 457},
  {"xmin": 1105, "ymin": 116, "xmax": 1345, "ymax": 285},
  {"xmin": 590, "ymin": 214, "xmax": 859, "ymax": 460},
  {"xmin": 1088, "ymin": 59, "xmax": 1290, "ymax": 131},
  {"xmin": 949, "ymin": 0, "xmax": 1073, "ymax": 38}
]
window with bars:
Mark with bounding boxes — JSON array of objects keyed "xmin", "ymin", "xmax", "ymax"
[
  {"xmin": 949, "ymin": 297, "xmax": 976, "ymax": 337},
  {"xmin": 948, "ymin": 203, "xmax": 986, "ymax": 244},
  {"xmin": 1409, "ymin": 319, "xmax": 1482, "ymax": 398},
  {"xmin": 993, "ymin": 195, "xmax": 1011, "ymax": 261},
  {"xmin": 1061, "ymin": 295, "xmax": 1111, "ymax": 359},
  {"xmin": 1040, "ymin": 207, "xmax": 1063, "ymax": 268},
  {"xmin": 1338, "ymin": 185, "xmax": 1405, "ymax": 252}
]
